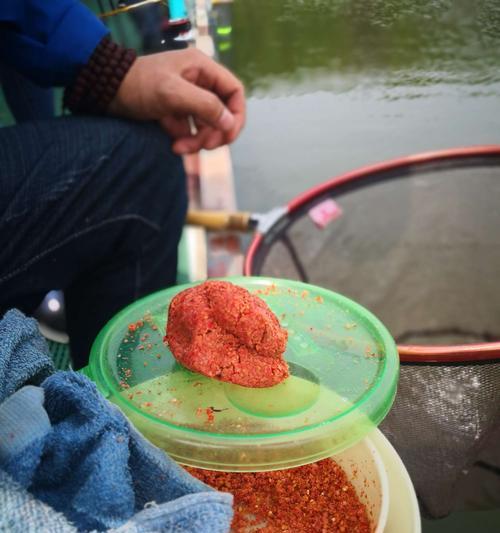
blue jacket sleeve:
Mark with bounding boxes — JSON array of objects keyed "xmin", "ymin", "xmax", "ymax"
[{"xmin": 0, "ymin": 0, "xmax": 109, "ymax": 87}]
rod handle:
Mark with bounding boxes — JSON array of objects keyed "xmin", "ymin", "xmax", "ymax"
[{"xmin": 186, "ymin": 210, "xmax": 253, "ymax": 232}]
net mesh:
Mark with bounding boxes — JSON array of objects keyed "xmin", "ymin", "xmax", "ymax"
[{"xmin": 250, "ymin": 158, "xmax": 500, "ymax": 518}]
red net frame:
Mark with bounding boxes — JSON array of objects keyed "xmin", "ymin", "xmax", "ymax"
[{"xmin": 244, "ymin": 146, "xmax": 500, "ymax": 363}]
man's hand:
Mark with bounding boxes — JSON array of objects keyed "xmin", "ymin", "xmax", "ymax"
[{"xmin": 108, "ymin": 48, "xmax": 245, "ymax": 154}]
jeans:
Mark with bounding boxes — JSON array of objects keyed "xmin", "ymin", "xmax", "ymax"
[{"xmin": 0, "ymin": 116, "xmax": 187, "ymax": 368}]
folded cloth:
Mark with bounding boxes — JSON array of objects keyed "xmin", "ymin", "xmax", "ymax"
[
  {"xmin": 2, "ymin": 464, "xmax": 230, "ymax": 533},
  {"xmin": 0, "ymin": 309, "xmax": 54, "ymax": 403},
  {"xmin": 0, "ymin": 469, "xmax": 77, "ymax": 533},
  {"xmin": 0, "ymin": 386, "xmax": 51, "ymax": 477},
  {"xmin": 0, "ymin": 310, "xmax": 233, "ymax": 533}
]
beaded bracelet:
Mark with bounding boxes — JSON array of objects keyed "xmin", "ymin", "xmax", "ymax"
[{"xmin": 63, "ymin": 37, "xmax": 137, "ymax": 114}]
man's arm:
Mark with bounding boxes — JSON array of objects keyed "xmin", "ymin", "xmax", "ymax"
[
  {"xmin": 0, "ymin": 0, "xmax": 108, "ymax": 87},
  {"xmin": 0, "ymin": 0, "xmax": 246, "ymax": 153}
]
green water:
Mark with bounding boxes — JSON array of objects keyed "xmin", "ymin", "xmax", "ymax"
[{"xmin": 211, "ymin": 0, "xmax": 500, "ymax": 210}]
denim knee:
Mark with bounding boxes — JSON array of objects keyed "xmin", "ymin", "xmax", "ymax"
[{"xmin": 101, "ymin": 118, "xmax": 188, "ymax": 233}]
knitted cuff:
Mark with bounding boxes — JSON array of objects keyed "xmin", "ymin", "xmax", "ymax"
[{"xmin": 63, "ymin": 37, "xmax": 137, "ymax": 114}]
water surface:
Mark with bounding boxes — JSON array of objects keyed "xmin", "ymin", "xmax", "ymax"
[{"xmin": 212, "ymin": 0, "xmax": 500, "ymax": 210}]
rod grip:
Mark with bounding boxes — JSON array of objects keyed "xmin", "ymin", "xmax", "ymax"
[{"xmin": 186, "ymin": 210, "xmax": 253, "ymax": 232}]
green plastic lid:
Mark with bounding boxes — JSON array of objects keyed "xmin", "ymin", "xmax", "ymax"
[{"xmin": 86, "ymin": 277, "xmax": 399, "ymax": 471}]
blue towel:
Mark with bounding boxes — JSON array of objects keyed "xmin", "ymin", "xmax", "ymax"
[
  {"xmin": 0, "ymin": 469, "xmax": 77, "ymax": 533},
  {"xmin": 0, "ymin": 310, "xmax": 233, "ymax": 532},
  {"xmin": 1, "ymin": 460, "xmax": 233, "ymax": 533},
  {"xmin": 0, "ymin": 309, "xmax": 54, "ymax": 403}
]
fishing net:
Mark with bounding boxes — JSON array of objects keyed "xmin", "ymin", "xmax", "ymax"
[{"xmin": 246, "ymin": 149, "xmax": 500, "ymax": 518}]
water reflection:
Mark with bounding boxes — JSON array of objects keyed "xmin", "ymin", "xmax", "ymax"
[
  {"xmin": 214, "ymin": 0, "xmax": 500, "ymax": 97},
  {"xmin": 210, "ymin": 0, "xmax": 500, "ymax": 213}
]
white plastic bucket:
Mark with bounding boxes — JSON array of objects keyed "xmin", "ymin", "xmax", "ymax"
[
  {"xmin": 368, "ymin": 429, "xmax": 421, "ymax": 533},
  {"xmin": 334, "ymin": 436, "xmax": 390, "ymax": 533}
]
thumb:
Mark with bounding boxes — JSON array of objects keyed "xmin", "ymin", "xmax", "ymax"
[{"xmin": 171, "ymin": 78, "xmax": 235, "ymax": 131}]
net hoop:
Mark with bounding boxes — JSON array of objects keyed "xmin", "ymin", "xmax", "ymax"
[{"xmin": 244, "ymin": 146, "xmax": 500, "ymax": 363}]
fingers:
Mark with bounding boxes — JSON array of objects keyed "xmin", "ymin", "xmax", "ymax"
[
  {"xmin": 164, "ymin": 77, "xmax": 235, "ymax": 132},
  {"xmin": 191, "ymin": 51, "xmax": 245, "ymax": 109},
  {"xmin": 164, "ymin": 52, "xmax": 245, "ymax": 137},
  {"xmin": 224, "ymin": 87, "xmax": 246, "ymax": 144},
  {"xmin": 171, "ymin": 126, "xmax": 225, "ymax": 155},
  {"xmin": 155, "ymin": 49, "xmax": 246, "ymax": 152},
  {"xmin": 195, "ymin": 57, "xmax": 246, "ymax": 143},
  {"xmin": 160, "ymin": 115, "xmax": 192, "ymax": 138},
  {"xmin": 160, "ymin": 115, "xmax": 228, "ymax": 155}
]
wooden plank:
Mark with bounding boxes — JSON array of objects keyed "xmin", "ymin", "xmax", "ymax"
[
  {"xmin": 199, "ymin": 146, "xmax": 237, "ymax": 210},
  {"xmin": 188, "ymin": 0, "xmax": 245, "ymax": 278}
]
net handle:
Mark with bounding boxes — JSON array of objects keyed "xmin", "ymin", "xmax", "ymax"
[
  {"xmin": 244, "ymin": 145, "xmax": 500, "ymax": 363},
  {"xmin": 186, "ymin": 210, "xmax": 253, "ymax": 232}
]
